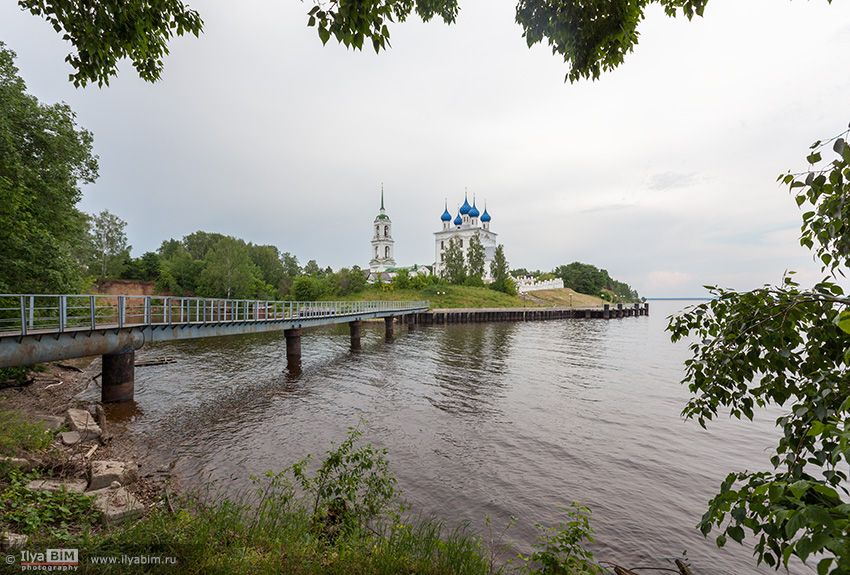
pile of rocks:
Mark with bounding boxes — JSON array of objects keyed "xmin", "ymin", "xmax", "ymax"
[{"xmin": 0, "ymin": 407, "xmax": 147, "ymax": 549}]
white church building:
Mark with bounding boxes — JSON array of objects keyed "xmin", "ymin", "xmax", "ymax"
[
  {"xmin": 367, "ymin": 189, "xmax": 498, "ymax": 282},
  {"xmin": 434, "ymin": 192, "xmax": 497, "ymax": 281}
]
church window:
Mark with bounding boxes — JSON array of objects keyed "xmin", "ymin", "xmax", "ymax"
[
  {"xmin": 385, "ymin": 246, "xmax": 390, "ymax": 258},
  {"xmin": 441, "ymin": 240, "xmax": 444, "ymax": 249},
  {"xmin": 460, "ymin": 239, "xmax": 463, "ymax": 248},
  {"xmin": 375, "ymin": 246, "xmax": 379, "ymax": 258},
  {"xmin": 384, "ymin": 226, "xmax": 388, "ymax": 237}
]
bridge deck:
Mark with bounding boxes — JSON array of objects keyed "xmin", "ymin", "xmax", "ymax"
[{"xmin": 0, "ymin": 295, "xmax": 427, "ymax": 368}]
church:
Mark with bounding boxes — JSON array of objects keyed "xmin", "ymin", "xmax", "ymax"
[
  {"xmin": 433, "ymin": 192, "xmax": 497, "ymax": 280},
  {"xmin": 367, "ymin": 189, "xmax": 497, "ymax": 282}
]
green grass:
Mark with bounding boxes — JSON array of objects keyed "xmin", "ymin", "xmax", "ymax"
[
  {"xmin": 0, "ymin": 468, "xmax": 99, "ymax": 536},
  {"xmin": 64, "ymin": 500, "xmax": 491, "ymax": 575},
  {"xmin": 0, "ymin": 410, "xmax": 54, "ymax": 456},
  {"xmin": 331, "ymin": 284, "xmax": 532, "ymax": 309},
  {"xmin": 20, "ymin": 428, "xmax": 599, "ymax": 575}
]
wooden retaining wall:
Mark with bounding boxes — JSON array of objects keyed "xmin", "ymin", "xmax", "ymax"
[{"xmin": 413, "ymin": 303, "xmax": 649, "ymax": 325}]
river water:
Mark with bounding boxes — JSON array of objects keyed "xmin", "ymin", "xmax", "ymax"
[{"xmin": 116, "ymin": 300, "xmax": 812, "ymax": 574}]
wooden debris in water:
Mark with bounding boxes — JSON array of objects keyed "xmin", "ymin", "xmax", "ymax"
[{"xmin": 135, "ymin": 357, "xmax": 177, "ymax": 367}]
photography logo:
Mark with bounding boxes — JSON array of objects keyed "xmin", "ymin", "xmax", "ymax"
[{"xmin": 18, "ymin": 549, "xmax": 79, "ymax": 571}]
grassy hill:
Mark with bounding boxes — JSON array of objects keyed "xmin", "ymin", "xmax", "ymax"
[
  {"xmin": 330, "ymin": 285, "xmax": 606, "ymax": 309},
  {"xmin": 520, "ymin": 287, "xmax": 606, "ymax": 308}
]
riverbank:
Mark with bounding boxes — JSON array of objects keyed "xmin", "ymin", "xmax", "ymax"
[{"xmin": 328, "ymin": 284, "xmax": 609, "ymax": 309}]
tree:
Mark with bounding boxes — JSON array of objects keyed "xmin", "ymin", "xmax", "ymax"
[
  {"xmin": 121, "ymin": 251, "xmax": 161, "ymax": 282},
  {"xmin": 279, "ymin": 251, "xmax": 302, "ymax": 296},
  {"xmin": 489, "ymin": 245, "xmax": 515, "ymax": 294},
  {"xmin": 303, "ymin": 260, "xmax": 322, "ymax": 277},
  {"xmin": 465, "ymin": 233, "xmax": 485, "ymax": 286},
  {"xmin": 157, "ymin": 242, "xmax": 202, "ymax": 295},
  {"xmin": 554, "ymin": 262, "xmax": 639, "ymax": 301},
  {"xmin": 183, "ymin": 231, "xmax": 226, "ymax": 260},
  {"xmin": 668, "ymin": 128, "xmax": 850, "ymax": 574},
  {"xmin": 19, "ymin": 0, "xmax": 203, "ymax": 87},
  {"xmin": 196, "ymin": 237, "xmax": 259, "ymax": 299},
  {"xmin": 392, "ymin": 268, "xmax": 411, "ymax": 290},
  {"xmin": 24, "ymin": 1, "xmax": 712, "ymax": 86},
  {"xmin": 0, "ymin": 43, "xmax": 96, "ymax": 294},
  {"xmin": 89, "ymin": 210, "xmax": 129, "ymax": 278},
  {"xmin": 291, "ymin": 276, "xmax": 323, "ymax": 301},
  {"xmin": 249, "ymin": 244, "xmax": 286, "ymax": 296},
  {"xmin": 442, "ymin": 238, "xmax": 467, "ymax": 285}
]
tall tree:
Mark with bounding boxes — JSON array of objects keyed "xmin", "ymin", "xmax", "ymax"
[
  {"xmin": 303, "ymin": 260, "xmax": 322, "ymax": 276},
  {"xmin": 183, "ymin": 231, "xmax": 226, "ymax": 260},
  {"xmin": 442, "ymin": 237, "xmax": 467, "ymax": 285},
  {"xmin": 279, "ymin": 251, "xmax": 302, "ymax": 296},
  {"xmin": 489, "ymin": 245, "xmax": 515, "ymax": 295},
  {"xmin": 0, "ymin": 43, "xmax": 97, "ymax": 293},
  {"xmin": 249, "ymin": 244, "xmax": 285, "ymax": 295},
  {"xmin": 89, "ymin": 210, "xmax": 129, "ymax": 278},
  {"xmin": 465, "ymin": 233, "xmax": 485, "ymax": 286},
  {"xmin": 196, "ymin": 237, "xmax": 259, "ymax": 299}
]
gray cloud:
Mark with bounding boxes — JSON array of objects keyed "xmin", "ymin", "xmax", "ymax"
[{"xmin": 646, "ymin": 171, "xmax": 700, "ymax": 191}]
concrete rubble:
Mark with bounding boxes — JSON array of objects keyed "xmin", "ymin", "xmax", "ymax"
[
  {"xmin": 88, "ymin": 484, "xmax": 144, "ymax": 524},
  {"xmin": 88, "ymin": 460, "xmax": 138, "ymax": 491},
  {"xmin": 26, "ymin": 478, "xmax": 88, "ymax": 493},
  {"xmin": 65, "ymin": 408, "xmax": 101, "ymax": 440},
  {"xmin": 0, "ymin": 531, "xmax": 28, "ymax": 550}
]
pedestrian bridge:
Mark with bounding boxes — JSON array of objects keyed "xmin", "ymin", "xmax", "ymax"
[{"xmin": 0, "ymin": 294, "xmax": 428, "ymax": 402}]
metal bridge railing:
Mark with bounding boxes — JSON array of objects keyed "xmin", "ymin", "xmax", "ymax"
[{"xmin": 0, "ymin": 295, "xmax": 428, "ymax": 337}]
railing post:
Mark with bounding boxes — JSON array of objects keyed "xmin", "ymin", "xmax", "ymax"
[
  {"xmin": 90, "ymin": 296, "xmax": 96, "ymax": 330},
  {"xmin": 118, "ymin": 296, "xmax": 125, "ymax": 328},
  {"xmin": 58, "ymin": 296, "xmax": 67, "ymax": 333},
  {"xmin": 165, "ymin": 297, "xmax": 171, "ymax": 324},
  {"xmin": 19, "ymin": 296, "xmax": 27, "ymax": 337},
  {"xmin": 28, "ymin": 295, "xmax": 34, "ymax": 330},
  {"xmin": 144, "ymin": 297, "xmax": 151, "ymax": 324}
]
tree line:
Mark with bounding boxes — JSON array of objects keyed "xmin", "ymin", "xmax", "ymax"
[
  {"xmin": 440, "ymin": 235, "xmax": 515, "ymax": 294},
  {"xmin": 512, "ymin": 262, "xmax": 640, "ymax": 302}
]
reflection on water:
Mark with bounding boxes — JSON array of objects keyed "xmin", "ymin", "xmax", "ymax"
[{"xmin": 112, "ymin": 302, "xmax": 812, "ymax": 575}]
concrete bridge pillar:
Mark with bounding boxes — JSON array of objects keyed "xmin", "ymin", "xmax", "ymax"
[
  {"xmin": 284, "ymin": 328, "xmax": 302, "ymax": 372},
  {"xmin": 349, "ymin": 320, "xmax": 362, "ymax": 352},
  {"xmin": 616, "ymin": 303, "xmax": 623, "ymax": 318},
  {"xmin": 102, "ymin": 349, "xmax": 135, "ymax": 403},
  {"xmin": 406, "ymin": 314, "xmax": 416, "ymax": 331},
  {"xmin": 603, "ymin": 304, "xmax": 610, "ymax": 320},
  {"xmin": 384, "ymin": 316, "xmax": 394, "ymax": 340},
  {"xmin": 645, "ymin": 302, "xmax": 650, "ymax": 316}
]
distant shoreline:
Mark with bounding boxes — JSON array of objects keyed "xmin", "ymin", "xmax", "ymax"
[{"xmin": 645, "ymin": 297, "xmax": 711, "ymax": 301}]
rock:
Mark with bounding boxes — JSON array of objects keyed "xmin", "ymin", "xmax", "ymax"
[
  {"xmin": 32, "ymin": 414, "xmax": 65, "ymax": 431},
  {"xmin": 0, "ymin": 457, "xmax": 32, "ymax": 471},
  {"xmin": 88, "ymin": 460, "xmax": 138, "ymax": 491},
  {"xmin": 66, "ymin": 408, "xmax": 101, "ymax": 440},
  {"xmin": 0, "ymin": 532, "xmax": 28, "ymax": 550},
  {"xmin": 89, "ymin": 486, "xmax": 143, "ymax": 524},
  {"xmin": 26, "ymin": 479, "xmax": 87, "ymax": 493},
  {"xmin": 60, "ymin": 431, "xmax": 82, "ymax": 445},
  {"xmin": 110, "ymin": 480, "xmax": 121, "ymax": 489}
]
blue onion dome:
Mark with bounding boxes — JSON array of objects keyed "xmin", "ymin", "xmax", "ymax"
[
  {"xmin": 480, "ymin": 208, "xmax": 491, "ymax": 222},
  {"xmin": 469, "ymin": 200, "xmax": 480, "ymax": 218},
  {"xmin": 441, "ymin": 201, "xmax": 452, "ymax": 221},
  {"xmin": 459, "ymin": 194, "xmax": 471, "ymax": 215},
  {"xmin": 454, "ymin": 212, "xmax": 462, "ymax": 226}
]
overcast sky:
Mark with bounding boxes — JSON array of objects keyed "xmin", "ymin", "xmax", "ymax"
[{"xmin": 2, "ymin": 0, "xmax": 849, "ymax": 297}]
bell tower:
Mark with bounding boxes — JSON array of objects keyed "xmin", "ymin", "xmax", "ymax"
[{"xmin": 369, "ymin": 186, "xmax": 396, "ymax": 279}]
